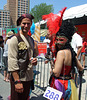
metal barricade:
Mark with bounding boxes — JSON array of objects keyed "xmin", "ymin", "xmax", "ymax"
[
  {"xmin": 33, "ymin": 56, "xmax": 87, "ymax": 99},
  {"xmin": 34, "ymin": 57, "xmax": 51, "ymax": 89}
]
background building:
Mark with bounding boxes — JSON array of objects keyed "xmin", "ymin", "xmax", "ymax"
[
  {"xmin": 0, "ymin": 10, "xmax": 10, "ymax": 28},
  {"xmin": 3, "ymin": 4, "xmax": 7, "ymax": 11},
  {"xmin": 7, "ymin": 0, "xmax": 30, "ymax": 26},
  {"xmin": 0, "ymin": 0, "xmax": 30, "ymax": 28}
]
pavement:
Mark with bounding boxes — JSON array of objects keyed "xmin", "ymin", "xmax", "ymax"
[
  {"xmin": 0, "ymin": 71, "xmax": 10, "ymax": 100},
  {"xmin": 81, "ymin": 70, "xmax": 87, "ymax": 100},
  {"xmin": 0, "ymin": 57, "xmax": 87, "ymax": 100}
]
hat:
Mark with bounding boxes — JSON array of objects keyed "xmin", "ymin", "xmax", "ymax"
[
  {"xmin": 6, "ymin": 31, "xmax": 14, "ymax": 38},
  {"xmin": 56, "ymin": 21, "xmax": 75, "ymax": 42},
  {"xmin": 17, "ymin": 14, "xmax": 34, "ymax": 26}
]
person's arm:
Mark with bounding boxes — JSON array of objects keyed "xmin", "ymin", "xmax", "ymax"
[
  {"xmin": 76, "ymin": 35, "xmax": 83, "ymax": 57},
  {"xmin": 12, "ymin": 71, "xmax": 24, "ymax": 93},
  {"xmin": 30, "ymin": 57, "xmax": 37, "ymax": 66},
  {"xmin": 77, "ymin": 46, "xmax": 82, "ymax": 58},
  {"xmin": 33, "ymin": 41, "xmax": 38, "ymax": 57},
  {"xmin": 53, "ymin": 51, "xmax": 64, "ymax": 77},
  {"xmin": 30, "ymin": 41, "xmax": 38, "ymax": 66},
  {"xmin": 76, "ymin": 57, "xmax": 84, "ymax": 71}
]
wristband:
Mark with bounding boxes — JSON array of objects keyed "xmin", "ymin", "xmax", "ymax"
[{"xmin": 14, "ymin": 80, "xmax": 21, "ymax": 84}]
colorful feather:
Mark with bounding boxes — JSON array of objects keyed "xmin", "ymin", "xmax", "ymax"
[
  {"xmin": 42, "ymin": 7, "xmax": 67, "ymax": 36},
  {"xmin": 42, "ymin": 7, "xmax": 67, "ymax": 57}
]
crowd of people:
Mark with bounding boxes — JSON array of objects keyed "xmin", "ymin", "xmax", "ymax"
[
  {"xmin": 0, "ymin": 11, "xmax": 87, "ymax": 100},
  {"xmin": 3, "ymin": 31, "xmax": 15, "ymax": 82}
]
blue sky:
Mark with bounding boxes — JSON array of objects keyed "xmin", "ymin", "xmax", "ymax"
[{"xmin": 0, "ymin": 0, "xmax": 87, "ymax": 14}]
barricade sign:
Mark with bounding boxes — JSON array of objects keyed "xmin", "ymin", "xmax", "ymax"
[
  {"xmin": 43, "ymin": 87, "xmax": 63, "ymax": 100},
  {"xmin": 38, "ymin": 43, "xmax": 47, "ymax": 56}
]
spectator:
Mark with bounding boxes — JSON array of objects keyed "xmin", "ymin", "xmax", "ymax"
[
  {"xmin": 0, "ymin": 36, "xmax": 4, "ymax": 48},
  {"xmin": 43, "ymin": 34, "xmax": 50, "ymax": 55},
  {"xmin": 80, "ymin": 37, "xmax": 87, "ymax": 68},
  {"xmin": 8, "ymin": 14, "xmax": 38, "ymax": 100},
  {"xmin": 11, "ymin": 30, "xmax": 15, "ymax": 34},
  {"xmin": 71, "ymin": 27, "xmax": 83, "ymax": 60},
  {"xmin": 3, "ymin": 31, "xmax": 14, "ymax": 82},
  {"xmin": 71, "ymin": 26, "xmax": 83, "ymax": 87},
  {"xmin": 0, "ymin": 36, "xmax": 4, "ymax": 70},
  {"xmin": 44, "ymin": 31, "xmax": 55, "ymax": 71}
]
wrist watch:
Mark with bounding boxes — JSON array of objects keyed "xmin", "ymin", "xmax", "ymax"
[{"xmin": 14, "ymin": 80, "xmax": 21, "ymax": 84}]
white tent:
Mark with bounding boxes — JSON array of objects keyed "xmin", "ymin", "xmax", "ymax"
[
  {"xmin": 63, "ymin": 4, "xmax": 87, "ymax": 20},
  {"xmin": 35, "ymin": 20, "xmax": 47, "ymax": 26},
  {"xmin": 35, "ymin": 4, "xmax": 87, "ymax": 26}
]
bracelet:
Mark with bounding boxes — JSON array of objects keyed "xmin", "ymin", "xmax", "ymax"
[{"xmin": 14, "ymin": 80, "xmax": 21, "ymax": 84}]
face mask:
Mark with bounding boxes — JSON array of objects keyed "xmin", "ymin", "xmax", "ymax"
[{"xmin": 56, "ymin": 36, "xmax": 68, "ymax": 45}]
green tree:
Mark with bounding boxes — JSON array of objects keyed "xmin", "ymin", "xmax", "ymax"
[{"xmin": 30, "ymin": 3, "xmax": 54, "ymax": 23}]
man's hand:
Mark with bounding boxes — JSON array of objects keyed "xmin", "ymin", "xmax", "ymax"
[
  {"xmin": 12, "ymin": 71, "xmax": 24, "ymax": 93},
  {"xmin": 45, "ymin": 60, "xmax": 49, "ymax": 64},
  {"xmin": 30, "ymin": 58, "xmax": 37, "ymax": 66},
  {"xmin": 15, "ymin": 83, "xmax": 24, "ymax": 93}
]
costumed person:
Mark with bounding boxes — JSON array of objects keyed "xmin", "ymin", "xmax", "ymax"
[
  {"xmin": 3, "ymin": 31, "xmax": 14, "ymax": 82},
  {"xmin": 49, "ymin": 21, "xmax": 84, "ymax": 100},
  {"xmin": 42, "ymin": 7, "xmax": 67, "ymax": 72},
  {"xmin": 8, "ymin": 14, "xmax": 38, "ymax": 100}
]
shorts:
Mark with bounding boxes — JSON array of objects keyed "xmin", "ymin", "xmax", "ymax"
[
  {"xmin": 81, "ymin": 52, "xmax": 86, "ymax": 55},
  {"xmin": 3, "ymin": 56, "xmax": 8, "ymax": 71}
]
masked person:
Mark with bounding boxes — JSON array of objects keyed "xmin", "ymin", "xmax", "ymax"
[
  {"xmin": 8, "ymin": 14, "xmax": 38, "ymax": 100},
  {"xmin": 49, "ymin": 21, "xmax": 83, "ymax": 100}
]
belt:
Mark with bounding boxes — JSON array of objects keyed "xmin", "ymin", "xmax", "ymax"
[
  {"xmin": 58, "ymin": 76, "xmax": 72, "ymax": 80},
  {"xmin": 53, "ymin": 75, "xmax": 72, "ymax": 80}
]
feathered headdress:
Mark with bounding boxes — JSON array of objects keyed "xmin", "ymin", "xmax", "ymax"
[
  {"xmin": 42, "ymin": 7, "xmax": 67, "ymax": 36},
  {"xmin": 42, "ymin": 7, "xmax": 67, "ymax": 57}
]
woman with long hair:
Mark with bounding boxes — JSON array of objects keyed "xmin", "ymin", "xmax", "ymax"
[{"xmin": 49, "ymin": 21, "xmax": 83, "ymax": 100}]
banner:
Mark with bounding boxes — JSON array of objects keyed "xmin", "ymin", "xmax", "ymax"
[
  {"xmin": 34, "ymin": 24, "xmax": 40, "ymax": 42},
  {"xmin": 38, "ymin": 43, "xmax": 47, "ymax": 56},
  {"xmin": 6, "ymin": 28, "xmax": 18, "ymax": 34},
  {"xmin": 6, "ymin": 29, "xmax": 11, "ymax": 34}
]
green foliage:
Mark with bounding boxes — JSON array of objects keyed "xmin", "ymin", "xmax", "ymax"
[{"xmin": 30, "ymin": 3, "xmax": 54, "ymax": 23}]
